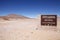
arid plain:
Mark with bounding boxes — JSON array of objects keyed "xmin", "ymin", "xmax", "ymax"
[{"xmin": 0, "ymin": 14, "xmax": 60, "ymax": 40}]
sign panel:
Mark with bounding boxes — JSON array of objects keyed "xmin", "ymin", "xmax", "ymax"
[{"xmin": 41, "ymin": 15, "xmax": 57, "ymax": 26}]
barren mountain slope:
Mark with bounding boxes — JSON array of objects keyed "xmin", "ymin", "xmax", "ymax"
[{"xmin": 0, "ymin": 14, "xmax": 30, "ymax": 21}]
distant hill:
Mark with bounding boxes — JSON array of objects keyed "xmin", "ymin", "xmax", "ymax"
[{"xmin": 0, "ymin": 14, "xmax": 30, "ymax": 20}]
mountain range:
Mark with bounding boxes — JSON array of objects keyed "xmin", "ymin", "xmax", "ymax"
[{"xmin": 0, "ymin": 14, "xmax": 30, "ymax": 20}]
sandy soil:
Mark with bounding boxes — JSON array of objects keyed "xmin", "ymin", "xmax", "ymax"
[{"xmin": 0, "ymin": 19, "xmax": 60, "ymax": 40}]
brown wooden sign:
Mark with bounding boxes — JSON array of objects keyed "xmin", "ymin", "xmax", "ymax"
[{"xmin": 41, "ymin": 15, "xmax": 57, "ymax": 26}]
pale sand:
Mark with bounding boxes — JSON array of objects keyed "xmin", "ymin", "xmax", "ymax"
[{"xmin": 0, "ymin": 19, "xmax": 60, "ymax": 40}]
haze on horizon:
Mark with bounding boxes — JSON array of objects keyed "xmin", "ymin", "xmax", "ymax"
[{"xmin": 0, "ymin": 0, "xmax": 60, "ymax": 18}]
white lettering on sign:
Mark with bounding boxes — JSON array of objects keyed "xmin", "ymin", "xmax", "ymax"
[{"xmin": 42, "ymin": 16, "xmax": 55, "ymax": 18}]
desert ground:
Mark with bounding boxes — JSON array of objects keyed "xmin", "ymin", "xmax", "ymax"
[{"xmin": 0, "ymin": 15, "xmax": 60, "ymax": 40}]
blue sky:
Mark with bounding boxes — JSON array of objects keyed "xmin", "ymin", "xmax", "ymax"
[{"xmin": 0, "ymin": 0, "xmax": 60, "ymax": 18}]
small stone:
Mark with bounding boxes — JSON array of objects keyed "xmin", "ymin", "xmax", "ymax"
[
  {"xmin": 36, "ymin": 28, "xmax": 38, "ymax": 30},
  {"xmin": 31, "ymin": 32, "xmax": 33, "ymax": 34}
]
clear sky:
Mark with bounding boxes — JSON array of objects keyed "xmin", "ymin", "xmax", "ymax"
[{"xmin": 0, "ymin": 0, "xmax": 60, "ymax": 18}]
